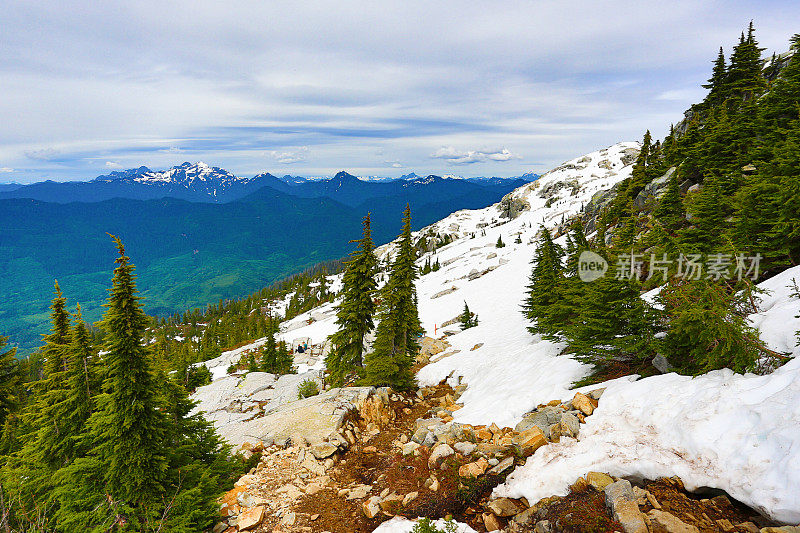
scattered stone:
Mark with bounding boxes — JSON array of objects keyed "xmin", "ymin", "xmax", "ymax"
[
  {"xmin": 737, "ymin": 523, "xmax": 759, "ymax": 533},
  {"xmin": 489, "ymin": 456, "xmax": 515, "ymax": 475},
  {"xmin": 571, "ymin": 392, "xmax": 595, "ymax": 416},
  {"xmin": 559, "ymin": 412, "xmax": 580, "ymax": 438},
  {"xmin": 459, "ymin": 457, "xmax": 489, "ymax": 478},
  {"xmin": 281, "ymin": 511, "xmax": 296, "ymax": 526},
  {"xmin": 586, "ymin": 471, "xmax": 614, "ymax": 491},
  {"xmin": 487, "ymin": 497, "xmax": 524, "ymax": 517},
  {"xmin": 605, "ymin": 480, "xmax": 647, "ymax": 533},
  {"xmin": 310, "ymin": 442, "xmax": 338, "ymax": 459},
  {"xmin": 310, "ymin": 514, "xmax": 320, "ymax": 521},
  {"xmin": 402, "ymin": 442, "xmax": 421, "ymax": 456},
  {"xmin": 402, "ymin": 492, "xmax": 419, "ymax": 506},
  {"xmin": 471, "ymin": 343, "xmax": 484, "ymax": 351},
  {"xmin": 454, "ymin": 441, "xmax": 478, "ymax": 456},
  {"xmin": 429, "ymin": 443, "xmax": 455, "ymax": 468},
  {"xmin": 237, "ymin": 505, "xmax": 265, "ymax": 531},
  {"xmin": 760, "ymin": 527, "xmax": 800, "ymax": 533},
  {"xmin": 362, "ymin": 496, "xmax": 382, "ymax": 519},
  {"xmin": 346, "ymin": 484, "xmax": 372, "ymax": 500},
  {"xmin": 648, "ymin": 510, "xmax": 700, "ymax": 533},
  {"xmin": 534, "ymin": 519, "xmax": 552, "ymax": 533},
  {"xmin": 716, "ymin": 519, "xmax": 735, "ymax": 532},
  {"xmin": 483, "ymin": 512, "xmax": 503, "ymax": 531}
]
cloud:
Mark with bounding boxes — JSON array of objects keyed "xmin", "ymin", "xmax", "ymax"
[
  {"xmin": 267, "ymin": 146, "xmax": 309, "ymax": 164},
  {"xmin": 385, "ymin": 160, "xmax": 403, "ymax": 168},
  {"xmin": 104, "ymin": 161, "xmax": 122, "ymax": 168},
  {"xmin": 0, "ymin": 167, "xmax": 13, "ymax": 173},
  {"xmin": 159, "ymin": 146, "xmax": 183, "ymax": 154},
  {"xmin": 431, "ymin": 146, "xmax": 521, "ymax": 165},
  {"xmin": 24, "ymin": 148, "xmax": 61, "ymax": 161}
]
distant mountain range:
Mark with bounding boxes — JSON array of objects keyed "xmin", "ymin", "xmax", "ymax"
[
  {"xmin": 0, "ymin": 163, "xmax": 537, "ymax": 354},
  {"xmin": 0, "ymin": 163, "xmax": 538, "ymax": 205}
]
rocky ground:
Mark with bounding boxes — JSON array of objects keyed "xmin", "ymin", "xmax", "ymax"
[{"xmin": 211, "ymin": 379, "xmax": 796, "ymax": 533}]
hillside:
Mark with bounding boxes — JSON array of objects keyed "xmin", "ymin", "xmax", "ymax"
[
  {"xmin": 187, "ymin": 139, "xmax": 800, "ymax": 530},
  {"xmin": 0, "ymin": 173, "xmax": 524, "ymax": 354}
]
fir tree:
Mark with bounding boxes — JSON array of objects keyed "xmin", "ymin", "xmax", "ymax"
[
  {"xmin": 522, "ymin": 228, "xmax": 564, "ymax": 337},
  {"xmin": 726, "ymin": 23, "xmax": 765, "ymax": 101},
  {"xmin": 55, "ymin": 236, "xmax": 168, "ymax": 528},
  {"xmin": 51, "ymin": 304, "xmax": 97, "ymax": 464},
  {"xmin": 702, "ymin": 46, "xmax": 728, "ymax": 107},
  {"xmin": 653, "ymin": 172, "xmax": 685, "ymax": 234},
  {"xmin": 275, "ymin": 341, "xmax": 293, "ymax": 375},
  {"xmin": 327, "ymin": 214, "xmax": 378, "ymax": 386},
  {"xmin": 659, "ymin": 279, "xmax": 772, "ymax": 374},
  {"xmin": 682, "ymin": 175, "xmax": 725, "ymax": 253},
  {"xmin": 459, "ymin": 302, "xmax": 477, "ymax": 330},
  {"xmin": 363, "ymin": 205, "xmax": 423, "ymax": 390},
  {"xmin": 0, "ymin": 334, "xmax": 19, "ymax": 429},
  {"xmin": 562, "ymin": 273, "xmax": 658, "ymax": 374},
  {"xmin": 496, "ymin": 235, "xmax": 505, "ymax": 248}
]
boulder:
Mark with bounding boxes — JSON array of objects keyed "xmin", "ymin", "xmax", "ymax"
[
  {"xmin": 483, "ymin": 512, "xmax": 503, "ymax": 531},
  {"xmin": 586, "ymin": 471, "xmax": 614, "ymax": 491},
  {"xmin": 647, "ymin": 510, "xmax": 700, "ymax": 533},
  {"xmin": 559, "ymin": 412, "xmax": 580, "ymax": 438},
  {"xmin": 605, "ymin": 480, "xmax": 647, "ymax": 533},
  {"xmin": 454, "ymin": 441, "xmax": 478, "ymax": 456},
  {"xmin": 237, "ymin": 505, "xmax": 265, "ymax": 530},
  {"xmin": 310, "ymin": 442, "xmax": 338, "ymax": 459},
  {"xmin": 571, "ymin": 392, "xmax": 595, "ymax": 416},
  {"xmin": 459, "ymin": 457, "xmax": 489, "ymax": 478},
  {"xmin": 488, "ymin": 456, "xmax": 515, "ymax": 475},
  {"xmin": 428, "ymin": 443, "xmax": 455, "ymax": 468},
  {"xmin": 487, "ymin": 497, "xmax": 524, "ymax": 517}
]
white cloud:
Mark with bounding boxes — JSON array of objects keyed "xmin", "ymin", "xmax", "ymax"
[
  {"xmin": 104, "ymin": 161, "xmax": 122, "ymax": 168},
  {"xmin": 385, "ymin": 160, "xmax": 403, "ymax": 168},
  {"xmin": 24, "ymin": 148, "xmax": 60, "ymax": 161},
  {"xmin": 268, "ymin": 146, "xmax": 309, "ymax": 164},
  {"xmin": 431, "ymin": 146, "xmax": 521, "ymax": 165},
  {"xmin": 0, "ymin": 167, "xmax": 13, "ymax": 173},
  {"xmin": 159, "ymin": 146, "xmax": 183, "ymax": 153}
]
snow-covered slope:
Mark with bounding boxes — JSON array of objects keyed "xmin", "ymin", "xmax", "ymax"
[
  {"xmin": 494, "ymin": 265, "xmax": 800, "ymax": 523},
  {"xmin": 195, "ymin": 140, "xmax": 800, "ymax": 523}
]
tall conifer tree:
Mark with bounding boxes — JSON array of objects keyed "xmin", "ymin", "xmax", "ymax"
[
  {"xmin": 363, "ymin": 206, "xmax": 423, "ymax": 390},
  {"xmin": 327, "ymin": 214, "xmax": 378, "ymax": 386}
]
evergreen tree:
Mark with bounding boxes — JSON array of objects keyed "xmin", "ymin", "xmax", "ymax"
[
  {"xmin": 275, "ymin": 341, "xmax": 293, "ymax": 375},
  {"xmin": 327, "ymin": 214, "xmax": 378, "ymax": 386},
  {"xmin": 659, "ymin": 279, "xmax": 771, "ymax": 374},
  {"xmin": 726, "ymin": 23, "xmax": 765, "ymax": 100},
  {"xmin": 522, "ymin": 228, "xmax": 564, "ymax": 337},
  {"xmin": 682, "ymin": 175, "xmax": 725, "ymax": 253},
  {"xmin": 562, "ymin": 273, "xmax": 658, "ymax": 373},
  {"xmin": 459, "ymin": 302, "xmax": 477, "ymax": 330},
  {"xmin": 363, "ymin": 205, "xmax": 423, "ymax": 390},
  {"xmin": 51, "ymin": 304, "xmax": 97, "ymax": 464},
  {"xmin": 0, "ymin": 334, "xmax": 19, "ymax": 429},
  {"xmin": 55, "ymin": 236, "xmax": 168, "ymax": 528},
  {"xmin": 702, "ymin": 47, "xmax": 728, "ymax": 107},
  {"xmin": 496, "ymin": 235, "xmax": 505, "ymax": 248},
  {"xmin": 260, "ymin": 321, "xmax": 278, "ymax": 373},
  {"xmin": 653, "ymin": 172, "xmax": 685, "ymax": 234}
]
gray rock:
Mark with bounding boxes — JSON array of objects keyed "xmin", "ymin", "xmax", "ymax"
[
  {"xmin": 454, "ymin": 441, "xmax": 478, "ymax": 456},
  {"xmin": 488, "ymin": 456, "xmax": 515, "ymax": 475},
  {"xmin": 428, "ymin": 443, "xmax": 455, "ymax": 468},
  {"xmin": 560, "ymin": 412, "xmax": 580, "ymax": 438},
  {"xmin": 652, "ymin": 354, "xmax": 674, "ymax": 374},
  {"xmin": 588, "ymin": 388, "xmax": 605, "ymax": 400},
  {"xmin": 604, "ymin": 479, "xmax": 635, "ymax": 508},
  {"xmin": 515, "ymin": 407, "xmax": 562, "ymax": 436},
  {"xmin": 310, "ymin": 442, "xmax": 338, "ymax": 459}
]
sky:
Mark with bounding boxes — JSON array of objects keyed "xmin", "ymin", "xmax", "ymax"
[{"xmin": 1, "ymin": 1, "xmax": 799, "ymax": 183}]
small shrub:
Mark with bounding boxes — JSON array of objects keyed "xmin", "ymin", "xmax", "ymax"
[
  {"xmin": 297, "ymin": 379, "xmax": 320, "ymax": 399},
  {"xmin": 186, "ymin": 364, "xmax": 212, "ymax": 391},
  {"xmin": 411, "ymin": 518, "xmax": 458, "ymax": 533}
]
